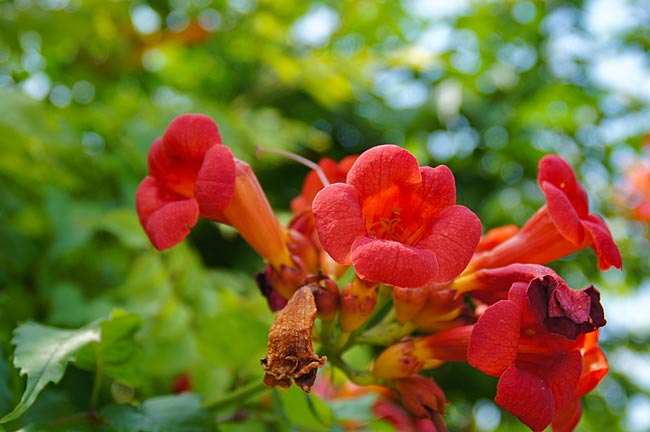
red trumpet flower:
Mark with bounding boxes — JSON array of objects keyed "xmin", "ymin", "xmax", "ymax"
[
  {"xmin": 468, "ymin": 274, "xmax": 606, "ymax": 431},
  {"xmin": 136, "ymin": 114, "xmax": 235, "ymax": 250},
  {"xmin": 136, "ymin": 114, "xmax": 292, "ymax": 269},
  {"xmin": 467, "ymin": 155, "xmax": 622, "ymax": 272},
  {"xmin": 312, "ymin": 145, "xmax": 482, "ymax": 288}
]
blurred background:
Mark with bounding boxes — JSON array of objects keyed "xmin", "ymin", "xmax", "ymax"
[{"xmin": 0, "ymin": 0, "xmax": 649, "ymax": 430}]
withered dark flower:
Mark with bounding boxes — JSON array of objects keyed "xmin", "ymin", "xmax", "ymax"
[{"xmin": 261, "ymin": 286, "xmax": 327, "ymax": 392}]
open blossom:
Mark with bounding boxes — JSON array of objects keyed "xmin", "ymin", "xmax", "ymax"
[
  {"xmin": 467, "ymin": 155, "xmax": 622, "ymax": 272},
  {"xmin": 136, "ymin": 114, "xmax": 292, "ymax": 269},
  {"xmin": 467, "ymin": 274, "xmax": 606, "ymax": 432},
  {"xmin": 312, "ymin": 145, "xmax": 482, "ymax": 288},
  {"xmin": 136, "ymin": 114, "xmax": 235, "ymax": 250}
]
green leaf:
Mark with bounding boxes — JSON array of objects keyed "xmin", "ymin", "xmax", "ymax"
[
  {"xmin": 327, "ymin": 393, "xmax": 377, "ymax": 424},
  {"xmin": 0, "ymin": 323, "xmax": 100, "ymax": 423},
  {"xmin": 17, "ymin": 424, "xmax": 98, "ymax": 432},
  {"xmin": 101, "ymin": 404, "xmax": 153, "ymax": 432},
  {"xmin": 274, "ymin": 386, "xmax": 334, "ymax": 431},
  {"xmin": 75, "ymin": 311, "xmax": 144, "ymax": 387},
  {"xmin": 94, "ymin": 209, "xmax": 149, "ymax": 250},
  {"xmin": 0, "ymin": 346, "xmax": 12, "ymax": 417},
  {"xmin": 101, "ymin": 393, "xmax": 217, "ymax": 432},
  {"xmin": 196, "ymin": 312, "xmax": 268, "ymax": 369}
]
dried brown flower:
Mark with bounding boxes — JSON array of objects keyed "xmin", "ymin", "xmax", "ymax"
[{"xmin": 261, "ymin": 285, "xmax": 327, "ymax": 392}]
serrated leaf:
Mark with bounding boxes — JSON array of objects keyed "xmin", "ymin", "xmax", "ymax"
[
  {"xmin": 0, "ymin": 323, "xmax": 100, "ymax": 423},
  {"xmin": 101, "ymin": 393, "xmax": 217, "ymax": 432}
]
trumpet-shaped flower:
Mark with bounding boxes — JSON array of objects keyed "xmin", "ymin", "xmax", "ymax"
[
  {"xmin": 467, "ymin": 155, "xmax": 622, "ymax": 272},
  {"xmin": 136, "ymin": 114, "xmax": 235, "ymax": 250},
  {"xmin": 312, "ymin": 145, "xmax": 482, "ymax": 288},
  {"xmin": 137, "ymin": 114, "xmax": 292, "ymax": 269},
  {"xmin": 450, "ymin": 263, "xmax": 561, "ymax": 304},
  {"xmin": 468, "ymin": 275, "xmax": 606, "ymax": 432}
]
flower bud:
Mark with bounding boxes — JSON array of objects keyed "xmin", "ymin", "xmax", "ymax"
[{"xmin": 338, "ymin": 278, "xmax": 379, "ymax": 332}]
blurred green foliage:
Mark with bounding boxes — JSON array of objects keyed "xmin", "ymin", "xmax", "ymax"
[{"xmin": 0, "ymin": 0, "xmax": 648, "ymax": 431}]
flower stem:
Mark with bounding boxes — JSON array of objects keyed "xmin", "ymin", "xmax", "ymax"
[
  {"xmin": 353, "ymin": 320, "xmax": 417, "ymax": 346},
  {"xmin": 328, "ymin": 356, "xmax": 377, "ymax": 386},
  {"xmin": 90, "ymin": 343, "xmax": 103, "ymax": 410},
  {"xmin": 206, "ymin": 380, "xmax": 269, "ymax": 412}
]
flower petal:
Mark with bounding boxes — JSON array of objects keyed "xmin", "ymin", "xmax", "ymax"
[
  {"xmin": 551, "ymin": 397, "xmax": 582, "ymax": 432},
  {"xmin": 148, "ymin": 138, "xmax": 197, "ymax": 197},
  {"xmin": 417, "ymin": 165, "xmax": 457, "ymax": 214},
  {"xmin": 136, "ymin": 177, "xmax": 199, "ymax": 250},
  {"xmin": 538, "ymin": 155, "xmax": 589, "ymax": 217},
  {"xmin": 542, "ymin": 181, "xmax": 584, "ymax": 245},
  {"xmin": 581, "ymin": 214, "xmax": 623, "ymax": 270},
  {"xmin": 312, "ymin": 183, "xmax": 366, "ymax": 264},
  {"xmin": 468, "ymin": 300, "xmax": 520, "ymax": 376},
  {"xmin": 527, "ymin": 276, "xmax": 599, "ymax": 341},
  {"xmin": 346, "ymin": 145, "xmax": 421, "ymax": 198},
  {"xmin": 495, "ymin": 364, "xmax": 555, "ymax": 432},
  {"xmin": 162, "ymin": 113, "xmax": 222, "ymax": 162},
  {"xmin": 194, "ymin": 145, "xmax": 236, "ymax": 219},
  {"xmin": 475, "ymin": 224, "xmax": 519, "ymax": 253},
  {"xmin": 417, "ymin": 205, "xmax": 482, "ymax": 283},
  {"xmin": 518, "ymin": 350, "xmax": 583, "ymax": 424},
  {"xmin": 350, "ymin": 237, "xmax": 437, "ymax": 288},
  {"xmin": 575, "ymin": 332, "xmax": 608, "ymax": 397}
]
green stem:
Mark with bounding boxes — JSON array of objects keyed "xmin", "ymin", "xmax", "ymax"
[
  {"xmin": 353, "ymin": 320, "xmax": 417, "ymax": 346},
  {"xmin": 90, "ymin": 343, "xmax": 103, "ymax": 409},
  {"xmin": 318, "ymin": 318, "xmax": 335, "ymax": 347},
  {"xmin": 206, "ymin": 380, "xmax": 269, "ymax": 412},
  {"xmin": 328, "ymin": 356, "xmax": 377, "ymax": 386}
]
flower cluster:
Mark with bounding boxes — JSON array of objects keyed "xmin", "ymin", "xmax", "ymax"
[{"xmin": 136, "ymin": 114, "xmax": 622, "ymax": 432}]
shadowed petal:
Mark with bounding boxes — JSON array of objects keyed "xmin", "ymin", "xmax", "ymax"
[
  {"xmin": 527, "ymin": 276, "xmax": 605, "ymax": 341},
  {"xmin": 148, "ymin": 138, "xmax": 197, "ymax": 197},
  {"xmin": 551, "ymin": 397, "xmax": 582, "ymax": 432},
  {"xmin": 496, "ymin": 365, "xmax": 555, "ymax": 432},
  {"xmin": 540, "ymin": 351, "xmax": 583, "ymax": 415}
]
